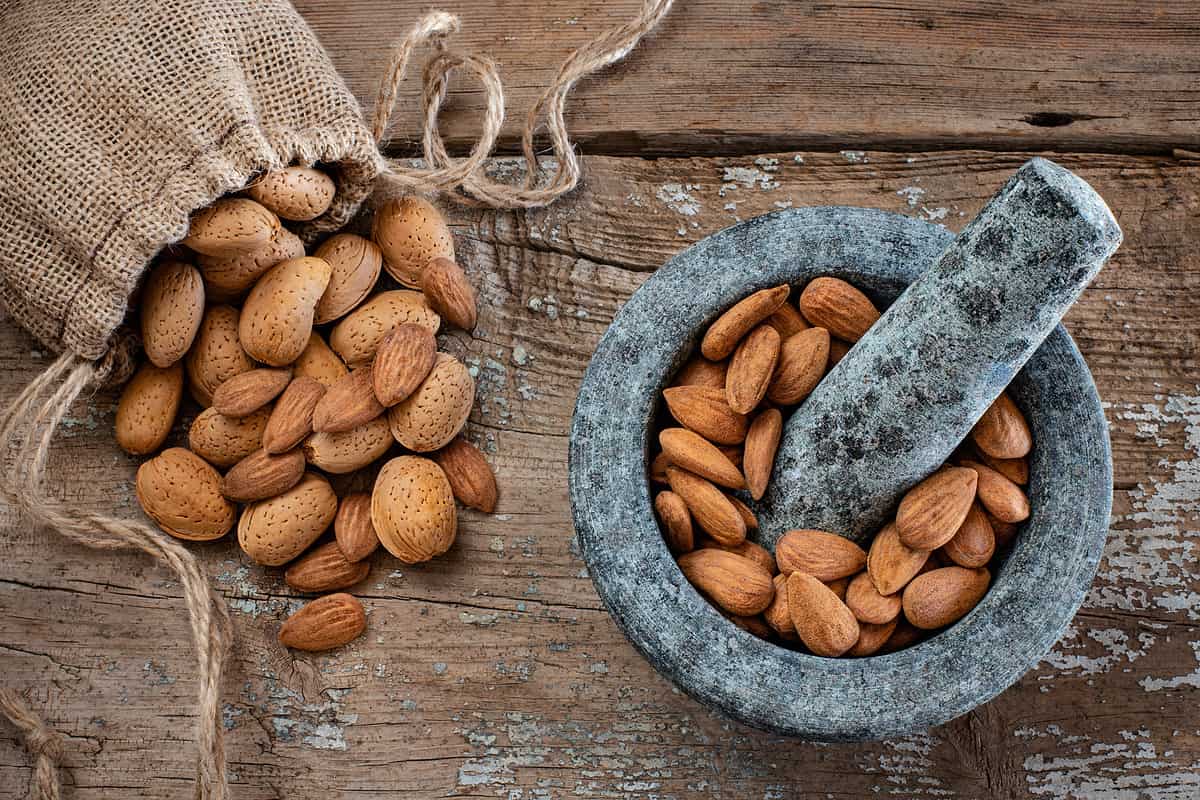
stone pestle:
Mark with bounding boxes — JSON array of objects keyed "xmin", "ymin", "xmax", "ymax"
[{"xmin": 757, "ymin": 157, "xmax": 1123, "ymax": 548}]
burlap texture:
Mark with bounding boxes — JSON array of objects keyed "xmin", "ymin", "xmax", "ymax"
[{"xmin": 0, "ymin": 0, "xmax": 382, "ymax": 361}]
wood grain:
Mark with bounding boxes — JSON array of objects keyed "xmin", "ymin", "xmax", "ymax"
[
  {"xmin": 2, "ymin": 150, "xmax": 1198, "ymax": 797},
  {"xmin": 295, "ymin": 0, "xmax": 1200, "ymax": 155}
]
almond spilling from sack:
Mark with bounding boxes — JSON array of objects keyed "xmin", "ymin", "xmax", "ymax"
[
  {"xmin": 652, "ymin": 277, "xmax": 1033, "ymax": 657},
  {"xmin": 120, "ymin": 167, "xmax": 501, "ymax": 652}
]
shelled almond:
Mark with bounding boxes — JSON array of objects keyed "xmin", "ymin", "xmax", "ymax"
[
  {"xmin": 119, "ymin": 167, "xmax": 500, "ymax": 653},
  {"xmin": 651, "ymin": 277, "xmax": 1033, "ymax": 657}
]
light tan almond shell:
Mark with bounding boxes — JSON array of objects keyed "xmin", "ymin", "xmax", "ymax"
[
  {"xmin": 661, "ymin": 385, "xmax": 749, "ymax": 445},
  {"xmin": 372, "ymin": 196, "xmax": 455, "ymax": 288},
  {"xmin": 387, "ymin": 353, "xmax": 474, "ymax": 452},
  {"xmin": 971, "ymin": 392, "xmax": 1033, "ymax": 459},
  {"xmin": 197, "ymin": 226, "xmax": 305, "ymax": 303},
  {"xmin": 434, "ymin": 436, "xmax": 498, "ymax": 513},
  {"xmin": 725, "ymin": 324, "xmax": 781, "ymax": 415},
  {"xmin": 902, "ymin": 566, "xmax": 991, "ymax": 629},
  {"xmin": 654, "ymin": 490, "xmax": 694, "ymax": 553},
  {"xmin": 847, "ymin": 618, "xmax": 899, "ymax": 657},
  {"xmin": 293, "ymin": 332, "xmax": 348, "ymax": 387},
  {"xmin": 140, "ymin": 261, "xmax": 205, "ymax": 368},
  {"xmin": 312, "ymin": 366, "xmax": 384, "ymax": 433},
  {"xmin": 700, "ymin": 284, "xmax": 790, "ymax": 361},
  {"xmin": 247, "ymin": 166, "xmax": 336, "ymax": 222},
  {"xmin": 658, "ymin": 427, "xmax": 744, "ymax": 490},
  {"xmin": 115, "ymin": 362, "xmax": 183, "ymax": 456},
  {"xmin": 786, "ymin": 572, "xmax": 860, "ymax": 657},
  {"xmin": 221, "ymin": 448, "xmax": 306, "ymax": 503},
  {"xmin": 330, "ymin": 290, "xmax": 441, "ymax": 368},
  {"xmin": 313, "ymin": 233, "xmax": 383, "ymax": 324},
  {"xmin": 211, "ymin": 367, "xmax": 291, "ymax": 418},
  {"xmin": 867, "ymin": 521, "xmax": 931, "ymax": 597},
  {"xmin": 422, "ymin": 256, "xmax": 477, "ymax": 331},
  {"xmin": 765, "ymin": 301, "xmax": 810, "ymax": 339},
  {"xmin": 278, "ymin": 592, "xmax": 365, "ymax": 651},
  {"xmin": 135, "ymin": 447, "xmax": 236, "ymax": 541},
  {"xmin": 742, "ymin": 408, "xmax": 782, "ymax": 501},
  {"xmin": 263, "ymin": 377, "xmax": 326, "ymax": 454},
  {"xmin": 374, "ymin": 323, "xmax": 438, "ymax": 407},
  {"xmin": 697, "ymin": 535, "xmax": 776, "ymax": 575},
  {"xmin": 183, "ymin": 197, "xmax": 279, "ymax": 257},
  {"xmin": 284, "ymin": 541, "xmax": 370, "ymax": 593},
  {"xmin": 677, "ymin": 549, "xmax": 774, "ymax": 616},
  {"xmin": 942, "ymin": 503, "xmax": 996, "ymax": 568},
  {"xmin": 238, "ymin": 472, "xmax": 337, "ymax": 566},
  {"xmin": 302, "ymin": 416, "xmax": 393, "ymax": 474},
  {"xmin": 239, "ymin": 256, "xmax": 332, "ymax": 366},
  {"xmin": 763, "ymin": 574, "xmax": 794, "ymax": 635},
  {"xmin": 665, "ymin": 467, "xmax": 746, "ymax": 546},
  {"xmin": 185, "ymin": 305, "xmax": 255, "ymax": 407},
  {"xmin": 963, "ymin": 460, "xmax": 1030, "ymax": 523},
  {"xmin": 334, "ymin": 493, "xmax": 381, "ymax": 562},
  {"xmin": 844, "ymin": 571, "xmax": 902, "ymax": 624},
  {"xmin": 775, "ymin": 529, "xmax": 867, "ymax": 581},
  {"xmin": 188, "ymin": 406, "xmax": 270, "ymax": 468},
  {"xmin": 371, "ymin": 456, "xmax": 458, "ymax": 564},
  {"xmin": 798, "ymin": 276, "xmax": 880, "ymax": 342},
  {"xmin": 672, "ymin": 355, "xmax": 728, "ymax": 389},
  {"xmin": 767, "ymin": 326, "xmax": 830, "ymax": 405},
  {"xmin": 896, "ymin": 466, "xmax": 979, "ymax": 550}
]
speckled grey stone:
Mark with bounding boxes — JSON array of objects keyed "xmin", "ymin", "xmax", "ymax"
[
  {"xmin": 761, "ymin": 157, "xmax": 1122, "ymax": 545},
  {"xmin": 569, "ymin": 158, "xmax": 1117, "ymax": 740}
]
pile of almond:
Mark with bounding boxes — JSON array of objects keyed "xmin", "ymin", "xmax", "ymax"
[
  {"xmin": 116, "ymin": 166, "xmax": 497, "ymax": 652},
  {"xmin": 651, "ymin": 277, "xmax": 1032, "ymax": 657}
]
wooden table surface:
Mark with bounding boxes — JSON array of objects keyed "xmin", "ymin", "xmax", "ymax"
[{"xmin": 3, "ymin": 2, "xmax": 1200, "ymax": 798}]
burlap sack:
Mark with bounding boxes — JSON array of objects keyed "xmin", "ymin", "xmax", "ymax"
[{"xmin": 0, "ymin": 0, "xmax": 673, "ymax": 797}]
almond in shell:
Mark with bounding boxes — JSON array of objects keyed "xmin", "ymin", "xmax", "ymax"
[
  {"xmin": 211, "ymin": 367, "xmax": 291, "ymax": 418},
  {"xmin": 329, "ymin": 290, "xmax": 440, "ymax": 367},
  {"xmin": 775, "ymin": 529, "xmax": 866, "ymax": 581},
  {"xmin": 742, "ymin": 408, "xmax": 782, "ymax": 501},
  {"xmin": 115, "ymin": 361, "xmax": 184, "ymax": 455},
  {"xmin": 658, "ymin": 427, "xmax": 744, "ymax": 489},
  {"xmin": 238, "ymin": 472, "xmax": 338, "ymax": 566},
  {"xmin": 312, "ymin": 366, "xmax": 384, "ymax": 433},
  {"xmin": 387, "ymin": 353, "xmax": 474, "ymax": 452},
  {"xmin": 422, "ymin": 256, "xmax": 477, "ymax": 331},
  {"xmin": 292, "ymin": 332, "xmax": 348, "ymax": 387},
  {"xmin": 221, "ymin": 448, "xmax": 306, "ymax": 503},
  {"xmin": 866, "ymin": 521, "xmax": 931, "ymax": 596},
  {"xmin": 786, "ymin": 572, "xmax": 860, "ymax": 657},
  {"xmin": 373, "ymin": 323, "xmax": 437, "ymax": 407},
  {"xmin": 279, "ymin": 593, "xmax": 366, "ymax": 652},
  {"xmin": 185, "ymin": 305, "xmax": 255, "ymax": 407},
  {"xmin": 239, "ymin": 256, "xmax": 332, "ymax": 366},
  {"xmin": 188, "ymin": 406, "xmax": 270, "ymax": 468},
  {"xmin": 136, "ymin": 447, "xmax": 236, "ymax": 541},
  {"xmin": 700, "ymin": 284, "xmax": 789, "ymax": 361},
  {"xmin": 665, "ymin": 467, "xmax": 746, "ymax": 546},
  {"xmin": 902, "ymin": 566, "xmax": 990, "ymax": 629},
  {"xmin": 372, "ymin": 196, "xmax": 455, "ymax": 288},
  {"xmin": 654, "ymin": 490, "xmax": 694, "ymax": 553},
  {"xmin": 725, "ymin": 323, "xmax": 781, "ymax": 414},
  {"xmin": 434, "ymin": 436, "xmax": 498, "ymax": 513},
  {"xmin": 677, "ymin": 549, "xmax": 774, "ymax": 616},
  {"xmin": 262, "ymin": 376, "xmax": 325, "ymax": 454},
  {"xmin": 183, "ymin": 197, "xmax": 279, "ymax": 257},
  {"xmin": 662, "ymin": 385, "xmax": 749, "ymax": 445},
  {"xmin": 196, "ymin": 226, "xmax": 305, "ymax": 303},
  {"xmin": 895, "ymin": 466, "xmax": 978, "ymax": 550},
  {"xmin": 767, "ymin": 326, "xmax": 829, "ymax": 405},
  {"xmin": 371, "ymin": 456, "xmax": 458, "ymax": 564},
  {"xmin": 284, "ymin": 541, "xmax": 370, "ymax": 593},
  {"xmin": 302, "ymin": 416, "xmax": 394, "ymax": 474},
  {"xmin": 798, "ymin": 277, "xmax": 880, "ymax": 342},
  {"xmin": 140, "ymin": 261, "xmax": 205, "ymax": 368},
  {"xmin": 247, "ymin": 166, "xmax": 336, "ymax": 222},
  {"xmin": 313, "ymin": 233, "xmax": 382, "ymax": 324},
  {"xmin": 334, "ymin": 493, "xmax": 380, "ymax": 562}
]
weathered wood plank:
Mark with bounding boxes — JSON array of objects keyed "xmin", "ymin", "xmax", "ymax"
[
  {"xmin": 2, "ymin": 149, "xmax": 1199, "ymax": 798},
  {"xmin": 295, "ymin": 0, "xmax": 1200, "ymax": 155}
]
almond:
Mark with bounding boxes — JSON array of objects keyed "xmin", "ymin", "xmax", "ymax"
[
  {"xmin": 963, "ymin": 460, "xmax": 1030, "ymax": 523},
  {"xmin": 697, "ymin": 534, "xmax": 775, "ymax": 575},
  {"xmin": 765, "ymin": 301, "xmax": 810, "ymax": 339},
  {"xmin": 387, "ymin": 353, "xmax": 474, "ymax": 452},
  {"xmin": 654, "ymin": 490, "xmax": 694, "ymax": 553},
  {"xmin": 844, "ymin": 571, "xmax": 902, "ymax": 624},
  {"xmin": 292, "ymin": 332, "xmax": 349, "ymax": 387},
  {"xmin": 866, "ymin": 521, "xmax": 931, "ymax": 596},
  {"xmin": 373, "ymin": 323, "xmax": 437, "ymax": 407},
  {"xmin": 974, "ymin": 447, "xmax": 1029, "ymax": 485},
  {"xmin": 279, "ymin": 593, "xmax": 366, "ymax": 652},
  {"xmin": 786, "ymin": 572, "xmax": 859, "ymax": 657},
  {"xmin": 942, "ymin": 503, "xmax": 995, "ymax": 568},
  {"xmin": 238, "ymin": 472, "xmax": 338, "ymax": 565},
  {"xmin": 763, "ymin": 574, "xmax": 794, "ymax": 635},
  {"xmin": 284, "ymin": 541, "xmax": 370, "ymax": 593},
  {"xmin": 658, "ymin": 427, "xmax": 744, "ymax": 489},
  {"xmin": 433, "ymin": 436, "xmax": 498, "ymax": 513},
  {"xmin": 767, "ymin": 326, "xmax": 829, "ymax": 405},
  {"xmin": 185, "ymin": 305, "xmax": 255, "ymax": 407},
  {"xmin": 649, "ymin": 451, "xmax": 670, "ymax": 484},
  {"xmin": 971, "ymin": 392, "xmax": 1032, "ymax": 459},
  {"xmin": 312, "ymin": 366, "xmax": 384, "ymax": 433},
  {"xmin": 775, "ymin": 529, "xmax": 866, "ymax": 581},
  {"xmin": 422, "ymin": 256, "xmax": 477, "ymax": 331},
  {"xmin": 902, "ymin": 566, "xmax": 990, "ymax": 629},
  {"xmin": 879, "ymin": 619, "xmax": 924, "ymax": 654},
  {"xmin": 188, "ymin": 406, "xmax": 270, "ymax": 468},
  {"xmin": 262, "ymin": 376, "xmax": 325, "ymax": 454},
  {"xmin": 825, "ymin": 576, "xmax": 850, "ymax": 601},
  {"xmin": 846, "ymin": 619, "xmax": 899, "ymax": 657},
  {"xmin": 700, "ymin": 284, "xmax": 790, "ymax": 361},
  {"xmin": 828, "ymin": 338, "xmax": 851, "ymax": 366},
  {"xmin": 672, "ymin": 356, "xmax": 727, "ymax": 389},
  {"xmin": 989, "ymin": 514, "xmax": 1019, "ymax": 549},
  {"xmin": 677, "ymin": 549, "xmax": 774, "ymax": 616},
  {"xmin": 330, "ymin": 290, "xmax": 440, "ymax": 367},
  {"xmin": 197, "ymin": 226, "xmax": 305, "ymax": 303},
  {"xmin": 115, "ymin": 362, "xmax": 184, "ymax": 455},
  {"xmin": 373, "ymin": 196, "xmax": 455, "ymax": 288},
  {"xmin": 183, "ymin": 197, "xmax": 279, "ymax": 257},
  {"xmin": 247, "ymin": 166, "xmax": 336, "ymax": 222},
  {"xmin": 725, "ymin": 324, "xmax": 780, "ymax": 414},
  {"xmin": 662, "ymin": 385, "xmax": 749, "ymax": 445},
  {"xmin": 211, "ymin": 367, "xmax": 291, "ymax": 418},
  {"xmin": 140, "ymin": 261, "xmax": 205, "ymax": 368},
  {"xmin": 896, "ymin": 467, "xmax": 979, "ymax": 550},
  {"xmin": 135, "ymin": 447, "xmax": 236, "ymax": 541},
  {"xmin": 334, "ymin": 493, "xmax": 380, "ymax": 562},
  {"xmin": 221, "ymin": 448, "xmax": 305, "ymax": 503},
  {"xmin": 728, "ymin": 495, "xmax": 758, "ymax": 531},
  {"xmin": 727, "ymin": 613, "xmax": 773, "ymax": 640},
  {"xmin": 313, "ymin": 233, "xmax": 383, "ymax": 324},
  {"xmin": 239, "ymin": 256, "xmax": 332, "ymax": 366},
  {"xmin": 665, "ymin": 467, "xmax": 746, "ymax": 546},
  {"xmin": 302, "ymin": 416, "xmax": 394, "ymax": 474},
  {"xmin": 798, "ymin": 277, "xmax": 880, "ymax": 342},
  {"xmin": 372, "ymin": 456, "xmax": 458, "ymax": 564},
  {"xmin": 742, "ymin": 408, "xmax": 782, "ymax": 501}
]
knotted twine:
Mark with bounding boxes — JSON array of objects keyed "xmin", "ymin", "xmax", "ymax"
[{"xmin": 0, "ymin": 1, "xmax": 673, "ymax": 797}]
